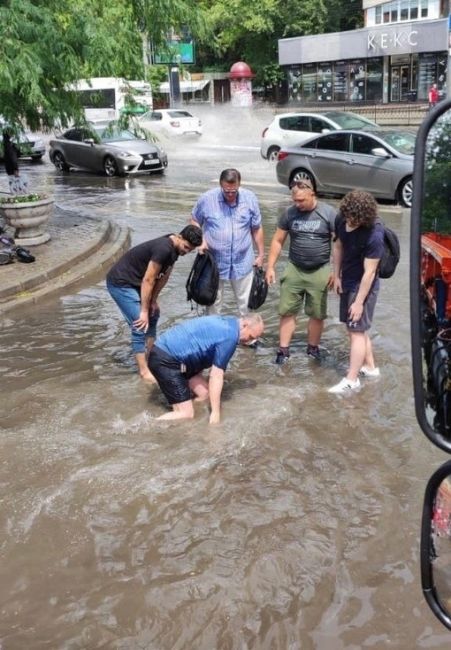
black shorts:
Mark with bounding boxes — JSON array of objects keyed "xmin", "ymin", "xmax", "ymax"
[
  {"xmin": 148, "ymin": 346, "xmax": 204, "ymax": 405},
  {"xmin": 339, "ymin": 286, "xmax": 378, "ymax": 332}
]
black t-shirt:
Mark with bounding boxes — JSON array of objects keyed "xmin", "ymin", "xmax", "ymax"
[
  {"xmin": 106, "ymin": 235, "xmax": 179, "ymax": 288},
  {"xmin": 335, "ymin": 219, "xmax": 384, "ymax": 291}
]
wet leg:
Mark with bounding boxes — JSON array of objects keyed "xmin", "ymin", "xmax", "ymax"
[{"xmin": 157, "ymin": 400, "xmax": 195, "ymax": 420}]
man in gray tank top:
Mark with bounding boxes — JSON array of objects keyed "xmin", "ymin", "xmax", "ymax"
[{"xmin": 266, "ymin": 180, "xmax": 336, "ymax": 364}]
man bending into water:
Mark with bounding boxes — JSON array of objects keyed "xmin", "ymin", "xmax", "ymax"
[{"xmin": 148, "ymin": 314, "xmax": 264, "ymax": 423}]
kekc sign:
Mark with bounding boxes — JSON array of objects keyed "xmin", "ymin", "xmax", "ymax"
[{"xmin": 368, "ymin": 30, "xmax": 418, "ymax": 51}]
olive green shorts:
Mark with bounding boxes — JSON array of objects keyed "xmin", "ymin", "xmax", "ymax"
[{"xmin": 278, "ymin": 261, "xmax": 330, "ymax": 319}]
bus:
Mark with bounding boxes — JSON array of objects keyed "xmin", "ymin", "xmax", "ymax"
[{"xmin": 67, "ymin": 77, "xmax": 153, "ymax": 121}]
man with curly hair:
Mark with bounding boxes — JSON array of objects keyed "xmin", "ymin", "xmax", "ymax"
[{"xmin": 329, "ymin": 190, "xmax": 384, "ymax": 394}]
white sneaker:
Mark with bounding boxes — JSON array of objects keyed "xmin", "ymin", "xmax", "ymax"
[
  {"xmin": 328, "ymin": 377, "xmax": 361, "ymax": 394},
  {"xmin": 359, "ymin": 366, "xmax": 380, "ymax": 378}
]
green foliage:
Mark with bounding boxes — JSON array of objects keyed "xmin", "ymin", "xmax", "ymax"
[
  {"xmin": 0, "ymin": 0, "xmax": 90, "ymax": 130},
  {"xmin": 0, "ymin": 0, "xmax": 364, "ymax": 129},
  {"xmin": 423, "ymin": 115, "xmax": 451, "ymax": 234},
  {"xmin": 0, "ymin": 0, "xmax": 203, "ymax": 131},
  {"xmin": 194, "ymin": 0, "xmax": 361, "ymax": 86},
  {"xmin": 1, "ymin": 193, "xmax": 45, "ymax": 203}
]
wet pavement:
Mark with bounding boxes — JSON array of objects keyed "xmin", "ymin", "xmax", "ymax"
[
  {"xmin": 1, "ymin": 106, "xmax": 449, "ymax": 649},
  {"xmin": 0, "ymin": 206, "xmax": 130, "ymax": 313}
]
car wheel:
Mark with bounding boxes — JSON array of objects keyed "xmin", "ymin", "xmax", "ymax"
[
  {"xmin": 289, "ymin": 169, "xmax": 316, "ymax": 191},
  {"xmin": 104, "ymin": 155, "xmax": 118, "ymax": 177},
  {"xmin": 398, "ymin": 176, "xmax": 413, "ymax": 208},
  {"xmin": 31, "ymin": 155, "xmax": 43, "ymax": 162},
  {"xmin": 53, "ymin": 151, "xmax": 70, "ymax": 172},
  {"xmin": 267, "ymin": 146, "xmax": 280, "ymax": 162}
]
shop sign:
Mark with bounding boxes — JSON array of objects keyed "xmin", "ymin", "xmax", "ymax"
[{"xmin": 368, "ymin": 30, "xmax": 418, "ymax": 51}]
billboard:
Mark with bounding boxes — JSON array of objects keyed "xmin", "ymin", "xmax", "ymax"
[{"xmin": 152, "ymin": 29, "xmax": 195, "ymax": 65}]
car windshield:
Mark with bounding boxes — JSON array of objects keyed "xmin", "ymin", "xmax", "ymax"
[
  {"xmin": 94, "ymin": 127, "xmax": 137, "ymax": 143},
  {"xmin": 167, "ymin": 111, "xmax": 193, "ymax": 118},
  {"xmin": 380, "ymin": 131, "xmax": 416, "ymax": 155},
  {"xmin": 323, "ymin": 112, "xmax": 377, "ymax": 129}
]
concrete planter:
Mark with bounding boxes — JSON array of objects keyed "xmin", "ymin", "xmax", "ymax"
[{"xmin": 0, "ymin": 195, "xmax": 54, "ymax": 246}]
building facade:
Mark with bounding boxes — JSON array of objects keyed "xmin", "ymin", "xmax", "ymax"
[{"xmin": 278, "ymin": 0, "xmax": 449, "ymax": 104}]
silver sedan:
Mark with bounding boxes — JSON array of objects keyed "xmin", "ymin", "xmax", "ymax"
[
  {"xmin": 49, "ymin": 123, "xmax": 168, "ymax": 177},
  {"xmin": 276, "ymin": 129, "xmax": 415, "ymax": 207}
]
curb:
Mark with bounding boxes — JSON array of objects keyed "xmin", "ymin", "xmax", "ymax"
[{"xmin": 0, "ymin": 221, "xmax": 130, "ymax": 315}]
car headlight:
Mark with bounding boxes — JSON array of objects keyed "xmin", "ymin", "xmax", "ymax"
[
  {"xmin": 118, "ymin": 151, "xmax": 135, "ymax": 158},
  {"xmin": 34, "ymin": 139, "xmax": 44, "ymax": 148}
]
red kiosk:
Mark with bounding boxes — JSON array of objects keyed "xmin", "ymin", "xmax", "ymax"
[{"xmin": 229, "ymin": 61, "xmax": 255, "ymax": 107}]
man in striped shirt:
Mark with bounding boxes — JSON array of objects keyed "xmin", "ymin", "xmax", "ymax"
[{"xmin": 191, "ymin": 168, "xmax": 264, "ymax": 316}]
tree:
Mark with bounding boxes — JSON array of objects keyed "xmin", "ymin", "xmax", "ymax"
[
  {"xmin": 0, "ymin": 0, "xmax": 92, "ymax": 130},
  {"xmin": 423, "ymin": 115, "xmax": 451, "ymax": 234},
  {"xmin": 0, "ymin": 0, "xmax": 204, "ymax": 131},
  {"xmin": 194, "ymin": 0, "xmax": 362, "ymax": 87}
]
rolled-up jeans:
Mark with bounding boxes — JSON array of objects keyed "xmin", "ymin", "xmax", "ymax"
[{"xmin": 107, "ymin": 281, "xmax": 160, "ymax": 354}]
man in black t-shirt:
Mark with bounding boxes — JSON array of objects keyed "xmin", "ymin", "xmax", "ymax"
[
  {"xmin": 106, "ymin": 225, "xmax": 202, "ymax": 381},
  {"xmin": 266, "ymin": 180, "xmax": 336, "ymax": 364}
]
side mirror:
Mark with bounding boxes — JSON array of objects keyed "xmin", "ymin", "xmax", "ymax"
[
  {"xmin": 411, "ymin": 99, "xmax": 451, "ymax": 453},
  {"xmin": 421, "ymin": 461, "xmax": 451, "ymax": 630},
  {"xmin": 83, "ymin": 138, "xmax": 95, "ymax": 146},
  {"xmin": 321, "ymin": 128, "xmax": 331, "ymax": 134},
  {"xmin": 371, "ymin": 147, "xmax": 390, "ymax": 158}
]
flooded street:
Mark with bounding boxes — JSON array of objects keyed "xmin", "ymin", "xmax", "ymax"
[{"xmin": 1, "ymin": 107, "xmax": 450, "ymax": 649}]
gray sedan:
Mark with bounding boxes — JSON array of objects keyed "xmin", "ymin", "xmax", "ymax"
[
  {"xmin": 49, "ymin": 123, "xmax": 168, "ymax": 177},
  {"xmin": 276, "ymin": 129, "xmax": 415, "ymax": 207}
]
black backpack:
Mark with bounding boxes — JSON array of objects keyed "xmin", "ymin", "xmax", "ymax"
[
  {"xmin": 378, "ymin": 226, "xmax": 400, "ymax": 279},
  {"xmin": 248, "ymin": 266, "xmax": 268, "ymax": 310},
  {"xmin": 186, "ymin": 250, "xmax": 219, "ymax": 306},
  {"xmin": 335, "ymin": 214, "xmax": 400, "ymax": 279}
]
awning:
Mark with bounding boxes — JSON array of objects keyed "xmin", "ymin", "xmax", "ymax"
[{"xmin": 159, "ymin": 80, "xmax": 210, "ymax": 94}]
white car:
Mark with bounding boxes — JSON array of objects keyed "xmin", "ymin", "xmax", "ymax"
[
  {"xmin": 137, "ymin": 109, "xmax": 202, "ymax": 136},
  {"xmin": 260, "ymin": 111, "xmax": 378, "ymax": 161}
]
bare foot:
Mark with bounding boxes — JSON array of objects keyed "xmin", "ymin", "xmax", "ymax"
[{"xmin": 140, "ymin": 370, "xmax": 157, "ymax": 384}]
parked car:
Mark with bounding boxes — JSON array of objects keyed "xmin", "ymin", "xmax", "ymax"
[
  {"xmin": 261, "ymin": 111, "xmax": 379, "ymax": 161},
  {"xmin": 276, "ymin": 129, "xmax": 415, "ymax": 208},
  {"xmin": 137, "ymin": 109, "xmax": 202, "ymax": 136},
  {"xmin": 49, "ymin": 123, "xmax": 168, "ymax": 177},
  {"xmin": 0, "ymin": 124, "xmax": 45, "ymax": 162}
]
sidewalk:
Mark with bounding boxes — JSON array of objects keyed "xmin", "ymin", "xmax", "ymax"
[{"xmin": 0, "ymin": 205, "xmax": 130, "ymax": 315}]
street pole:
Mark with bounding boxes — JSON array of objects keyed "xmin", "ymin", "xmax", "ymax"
[{"xmin": 168, "ymin": 59, "xmax": 182, "ymax": 108}]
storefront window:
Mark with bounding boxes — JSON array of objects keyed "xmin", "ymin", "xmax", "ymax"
[
  {"xmin": 302, "ymin": 63, "xmax": 317, "ymax": 103},
  {"xmin": 418, "ymin": 53, "xmax": 437, "ymax": 100},
  {"xmin": 349, "ymin": 60, "xmax": 366, "ymax": 101},
  {"xmin": 410, "ymin": 0, "xmax": 418, "ymax": 19},
  {"xmin": 437, "ymin": 55, "xmax": 447, "ymax": 97},
  {"xmin": 421, "ymin": 0, "xmax": 428, "ymax": 17},
  {"xmin": 317, "ymin": 63, "xmax": 333, "ymax": 102},
  {"xmin": 288, "ymin": 67, "xmax": 302, "ymax": 103},
  {"xmin": 390, "ymin": 1, "xmax": 398, "ymax": 21},
  {"xmin": 375, "ymin": 6, "xmax": 382, "ymax": 24},
  {"xmin": 333, "ymin": 61, "xmax": 348, "ymax": 102},
  {"xmin": 367, "ymin": 58, "xmax": 383, "ymax": 101},
  {"xmin": 411, "ymin": 54, "xmax": 418, "ymax": 92},
  {"xmin": 383, "ymin": 5, "xmax": 391, "ymax": 22}
]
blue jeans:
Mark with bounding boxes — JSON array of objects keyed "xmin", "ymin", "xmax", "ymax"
[{"xmin": 107, "ymin": 281, "xmax": 160, "ymax": 354}]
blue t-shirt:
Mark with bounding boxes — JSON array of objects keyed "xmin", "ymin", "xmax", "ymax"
[
  {"xmin": 337, "ymin": 220, "xmax": 384, "ymax": 291},
  {"xmin": 155, "ymin": 316, "xmax": 240, "ymax": 371}
]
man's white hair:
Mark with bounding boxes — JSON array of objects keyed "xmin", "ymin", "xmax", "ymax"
[{"xmin": 242, "ymin": 313, "xmax": 264, "ymax": 329}]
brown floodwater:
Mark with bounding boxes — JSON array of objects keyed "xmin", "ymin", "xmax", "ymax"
[{"xmin": 1, "ymin": 121, "xmax": 450, "ymax": 648}]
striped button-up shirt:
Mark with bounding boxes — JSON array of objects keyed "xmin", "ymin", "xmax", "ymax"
[{"xmin": 192, "ymin": 187, "xmax": 262, "ymax": 280}]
